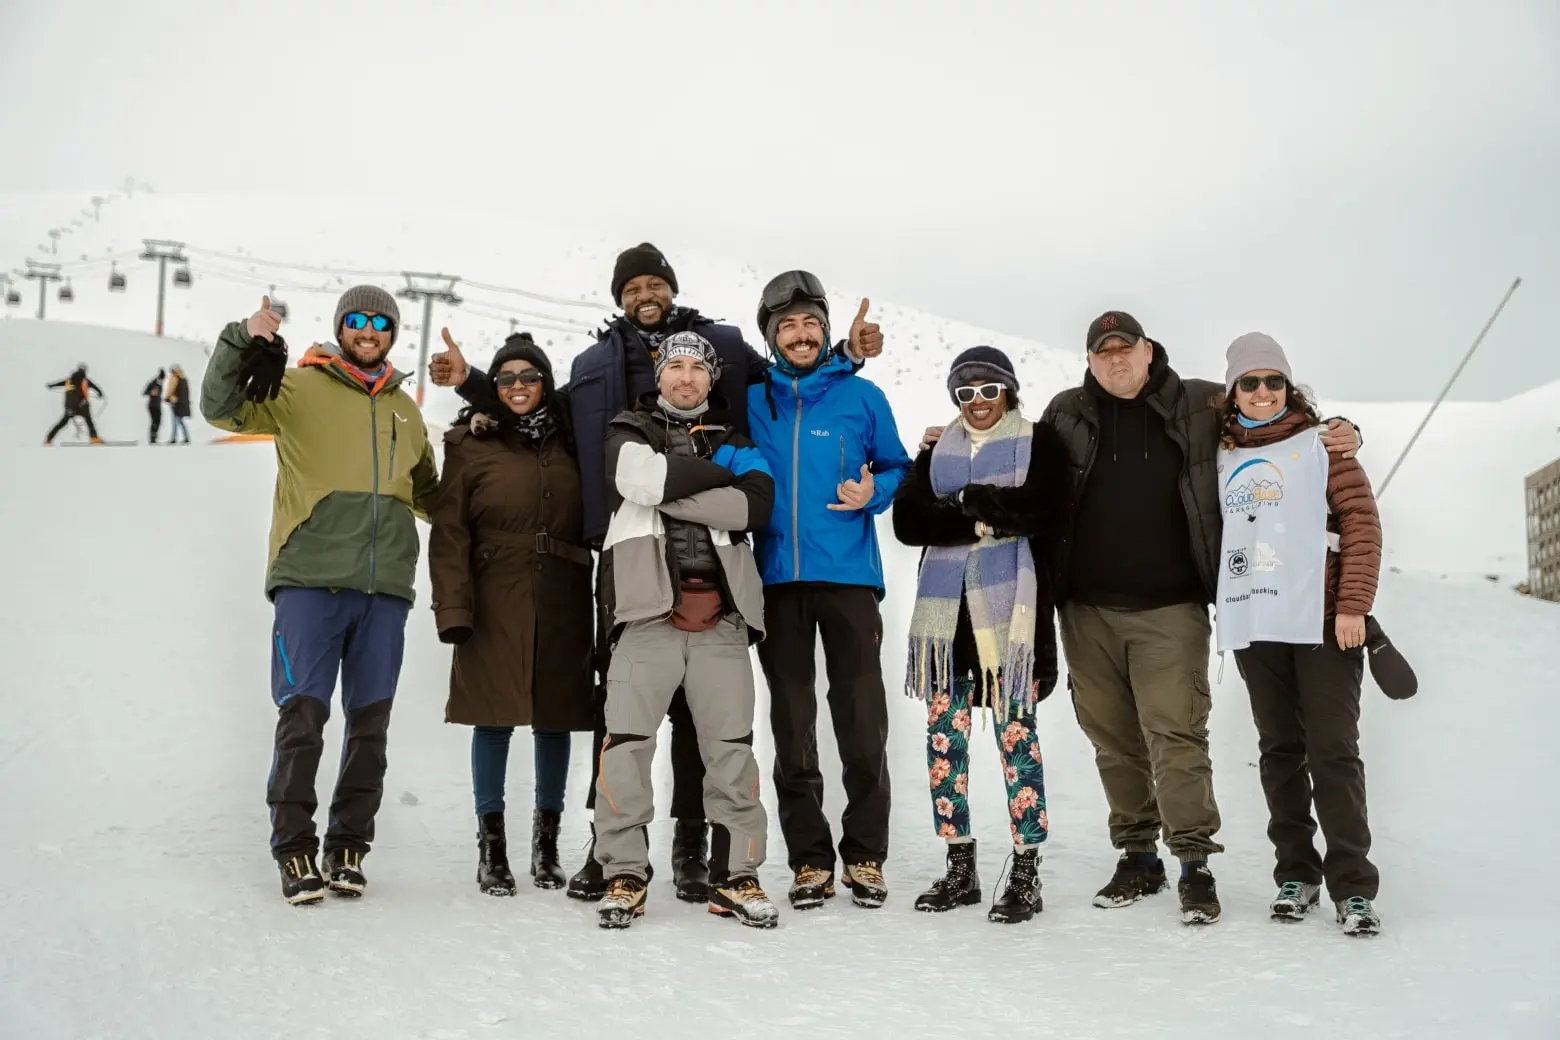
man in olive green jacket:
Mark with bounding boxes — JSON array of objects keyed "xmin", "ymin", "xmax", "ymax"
[{"xmin": 202, "ymin": 287, "xmax": 438, "ymax": 906}]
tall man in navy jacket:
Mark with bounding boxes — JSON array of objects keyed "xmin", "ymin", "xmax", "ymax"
[
  {"xmin": 430, "ymin": 246, "xmax": 884, "ymax": 902},
  {"xmin": 747, "ymin": 272, "xmax": 911, "ymax": 911}
]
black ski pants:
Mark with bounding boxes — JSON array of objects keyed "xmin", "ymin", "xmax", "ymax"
[
  {"xmin": 1235, "ymin": 638, "xmax": 1379, "ymax": 901},
  {"xmin": 147, "ymin": 403, "xmax": 162, "ymax": 443},
  {"xmin": 45, "ymin": 404, "xmax": 97, "ymax": 443},
  {"xmin": 757, "ymin": 583, "xmax": 890, "ymax": 872}
]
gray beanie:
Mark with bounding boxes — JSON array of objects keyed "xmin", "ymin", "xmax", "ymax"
[
  {"xmin": 1224, "ymin": 332, "xmax": 1292, "ymax": 392},
  {"xmin": 334, "ymin": 285, "xmax": 401, "ymax": 347}
]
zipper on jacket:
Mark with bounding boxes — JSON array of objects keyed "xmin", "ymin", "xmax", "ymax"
[
  {"xmin": 790, "ymin": 376, "xmax": 802, "ymax": 582},
  {"xmin": 388, "ymin": 419, "xmax": 398, "ymax": 481},
  {"xmin": 369, "ymin": 395, "xmax": 380, "ymax": 593}
]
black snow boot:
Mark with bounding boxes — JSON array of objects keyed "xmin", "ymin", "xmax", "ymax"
[
  {"xmin": 671, "ymin": 819, "xmax": 711, "ymax": 903},
  {"xmin": 530, "ymin": 810, "xmax": 566, "ymax": 890},
  {"xmin": 914, "ymin": 840, "xmax": 982, "ymax": 913},
  {"xmin": 477, "ymin": 812, "xmax": 516, "ymax": 897},
  {"xmin": 987, "ymin": 848, "xmax": 1043, "ymax": 924},
  {"xmin": 323, "ymin": 848, "xmax": 366, "ymax": 898},
  {"xmin": 279, "ymin": 852, "xmax": 326, "ymax": 906},
  {"xmin": 566, "ymin": 825, "xmax": 606, "ymax": 901}
]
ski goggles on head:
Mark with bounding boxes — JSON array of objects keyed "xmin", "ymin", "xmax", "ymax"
[
  {"xmin": 494, "ymin": 369, "xmax": 544, "ymax": 389},
  {"xmin": 953, "ymin": 383, "xmax": 1005, "ymax": 404},
  {"xmin": 341, "ymin": 312, "xmax": 394, "ymax": 333},
  {"xmin": 760, "ymin": 270, "xmax": 826, "ymax": 313},
  {"xmin": 1235, "ymin": 374, "xmax": 1288, "ymax": 393}
]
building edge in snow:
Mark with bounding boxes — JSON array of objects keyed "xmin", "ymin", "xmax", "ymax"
[{"xmin": 1524, "ymin": 458, "xmax": 1560, "ymax": 601}]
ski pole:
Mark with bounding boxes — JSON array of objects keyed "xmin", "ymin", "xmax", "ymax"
[{"xmin": 1378, "ymin": 277, "xmax": 1522, "ymax": 498}]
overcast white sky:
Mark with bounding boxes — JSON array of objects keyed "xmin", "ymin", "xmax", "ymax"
[{"xmin": 2, "ymin": 0, "xmax": 1556, "ymax": 399}]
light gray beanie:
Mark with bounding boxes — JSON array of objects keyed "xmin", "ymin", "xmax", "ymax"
[
  {"xmin": 1224, "ymin": 332, "xmax": 1293, "ymax": 392},
  {"xmin": 334, "ymin": 285, "xmax": 401, "ymax": 346}
]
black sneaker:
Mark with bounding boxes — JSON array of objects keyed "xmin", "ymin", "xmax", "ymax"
[
  {"xmin": 914, "ymin": 840, "xmax": 982, "ymax": 913},
  {"xmin": 987, "ymin": 848, "xmax": 1043, "ymax": 924},
  {"xmin": 597, "ymin": 875, "xmax": 647, "ymax": 930},
  {"xmin": 279, "ymin": 853, "xmax": 326, "ymax": 906},
  {"xmin": 788, "ymin": 866, "xmax": 836, "ymax": 911},
  {"xmin": 842, "ymin": 862, "xmax": 887, "ymax": 909},
  {"xmin": 323, "ymin": 848, "xmax": 366, "ymax": 898},
  {"xmin": 1337, "ymin": 896, "xmax": 1382, "ymax": 936},
  {"xmin": 1270, "ymin": 880, "xmax": 1321, "ymax": 921},
  {"xmin": 670, "ymin": 820, "xmax": 711, "ymax": 903},
  {"xmin": 1092, "ymin": 853, "xmax": 1168, "ymax": 908},
  {"xmin": 566, "ymin": 827, "xmax": 607, "ymax": 901},
  {"xmin": 709, "ymin": 875, "xmax": 780, "ymax": 929},
  {"xmin": 1178, "ymin": 863, "xmax": 1221, "ymax": 925}
]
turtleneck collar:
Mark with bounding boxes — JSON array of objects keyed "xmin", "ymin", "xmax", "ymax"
[
  {"xmin": 1236, "ymin": 405, "xmax": 1288, "ymax": 429},
  {"xmin": 657, "ymin": 395, "xmax": 709, "ymax": 420}
]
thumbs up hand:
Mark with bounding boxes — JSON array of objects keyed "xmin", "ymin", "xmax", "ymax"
[
  {"xmin": 848, "ymin": 298, "xmax": 883, "ymax": 358},
  {"xmin": 827, "ymin": 463, "xmax": 875, "ymax": 511},
  {"xmin": 246, "ymin": 295, "xmax": 282, "ymax": 342},
  {"xmin": 428, "ymin": 327, "xmax": 470, "ymax": 387}
]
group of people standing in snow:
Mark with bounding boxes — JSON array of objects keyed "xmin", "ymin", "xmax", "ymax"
[
  {"xmin": 203, "ymin": 243, "xmax": 1415, "ymax": 939},
  {"xmin": 39, "ymin": 362, "xmax": 192, "ymax": 445}
]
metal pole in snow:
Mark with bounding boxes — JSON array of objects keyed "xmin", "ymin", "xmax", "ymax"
[
  {"xmin": 155, "ymin": 256, "xmax": 168, "ymax": 337},
  {"xmin": 416, "ymin": 295, "xmax": 434, "ymax": 407},
  {"xmin": 1378, "ymin": 277, "xmax": 1523, "ymax": 498}
]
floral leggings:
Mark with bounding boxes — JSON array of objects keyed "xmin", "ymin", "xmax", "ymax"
[{"xmin": 927, "ymin": 675, "xmax": 1048, "ymax": 848}]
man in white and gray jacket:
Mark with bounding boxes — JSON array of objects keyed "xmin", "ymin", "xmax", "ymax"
[{"xmin": 592, "ymin": 332, "xmax": 779, "ymax": 931}]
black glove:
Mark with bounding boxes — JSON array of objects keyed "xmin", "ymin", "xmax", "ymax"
[
  {"xmin": 438, "ymin": 625, "xmax": 473, "ymax": 646},
  {"xmin": 239, "ymin": 334, "xmax": 288, "ymax": 402},
  {"xmin": 1034, "ymin": 671, "xmax": 1058, "ymax": 703}
]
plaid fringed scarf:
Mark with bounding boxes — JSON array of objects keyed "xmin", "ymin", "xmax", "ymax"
[{"xmin": 906, "ymin": 409, "xmax": 1039, "ymax": 722}]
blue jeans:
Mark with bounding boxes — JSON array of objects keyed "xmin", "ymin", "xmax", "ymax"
[{"xmin": 472, "ymin": 728, "xmax": 571, "ymax": 816}]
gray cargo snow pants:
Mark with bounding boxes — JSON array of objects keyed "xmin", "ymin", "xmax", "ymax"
[{"xmin": 593, "ymin": 616, "xmax": 767, "ymax": 884}]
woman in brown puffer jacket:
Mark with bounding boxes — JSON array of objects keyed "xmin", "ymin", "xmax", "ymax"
[
  {"xmin": 1214, "ymin": 333, "xmax": 1384, "ymax": 938},
  {"xmin": 429, "ymin": 332, "xmax": 595, "ymax": 898}
]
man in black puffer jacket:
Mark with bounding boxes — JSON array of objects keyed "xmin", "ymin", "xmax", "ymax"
[{"xmin": 430, "ymin": 243, "xmax": 884, "ymax": 903}]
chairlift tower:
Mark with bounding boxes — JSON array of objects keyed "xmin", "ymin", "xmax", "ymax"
[
  {"xmin": 139, "ymin": 239, "xmax": 188, "ymax": 337},
  {"xmin": 396, "ymin": 273, "xmax": 462, "ymax": 407},
  {"xmin": 91, "ymin": 196, "xmax": 105, "ymax": 222},
  {"xmin": 24, "ymin": 261, "xmax": 64, "ymax": 320}
]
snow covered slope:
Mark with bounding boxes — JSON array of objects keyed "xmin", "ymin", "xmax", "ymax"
[{"xmin": 2, "ymin": 320, "xmax": 1558, "ymax": 1039}]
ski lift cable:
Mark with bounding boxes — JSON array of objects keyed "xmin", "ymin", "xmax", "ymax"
[
  {"xmin": 182, "ymin": 245, "xmax": 401, "ymax": 279},
  {"xmin": 195, "ymin": 263, "xmax": 342, "ymax": 295},
  {"xmin": 460, "ymin": 278, "xmax": 614, "ymax": 313},
  {"xmin": 458, "ymin": 303, "xmax": 597, "ymax": 336},
  {"xmin": 458, "ymin": 291, "xmax": 603, "ymax": 331}
]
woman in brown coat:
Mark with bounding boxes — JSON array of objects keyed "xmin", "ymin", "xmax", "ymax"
[
  {"xmin": 429, "ymin": 332, "xmax": 595, "ymax": 897},
  {"xmin": 1215, "ymin": 332, "xmax": 1385, "ymax": 937}
]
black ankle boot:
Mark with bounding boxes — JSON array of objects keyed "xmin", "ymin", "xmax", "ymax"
[
  {"xmin": 477, "ymin": 812, "xmax": 516, "ymax": 897},
  {"xmin": 566, "ymin": 824, "xmax": 606, "ymax": 901},
  {"xmin": 530, "ymin": 809, "xmax": 566, "ymax": 890},
  {"xmin": 987, "ymin": 848, "xmax": 1043, "ymax": 924},
  {"xmin": 914, "ymin": 840, "xmax": 982, "ymax": 912},
  {"xmin": 670, "ymin": 819, "xmax": 710, "ymax": 903}
]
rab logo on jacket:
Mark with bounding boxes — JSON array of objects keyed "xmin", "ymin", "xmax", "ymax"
[{"xmin": 1223, "ymin": 458, "xmax": 1285, "ymax": 513}]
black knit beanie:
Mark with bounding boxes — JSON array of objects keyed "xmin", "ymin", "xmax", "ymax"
[
  {"xmin": 489, "ymin": 331, "xmax": 556, "ymax": 396},
  {"xmin": 946, "ymin": 345, "xmax": 1020, "ymax": 404},
  {"xmin": 610, "ymin": 243, "xmax": 679, "ymax": 304}
]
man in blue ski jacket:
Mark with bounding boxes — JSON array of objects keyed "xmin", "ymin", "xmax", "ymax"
[{"xmin": 746, "ymin": 271, "xmax": 911, "ymax": 912}]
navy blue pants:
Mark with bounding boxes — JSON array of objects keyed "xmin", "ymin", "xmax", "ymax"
[
  {"xmin": 471, "ymin": 728, "xmax": 570, "ymax": 816},
  {"xmin": 267, "ymin": 587, "xmax": 410, "ymax": 860}
]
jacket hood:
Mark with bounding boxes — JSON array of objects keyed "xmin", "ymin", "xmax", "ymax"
[
  {"xmin": 300, "ymin": 344, "xmax": 404, "ymax": 396},
  {"xmin": 766, "ymin": 348, "xmax": 853, "ymax": 404},
  {"xmin": 1223, "ymin": 406, "xmax": 1314, "ymax": 449}
]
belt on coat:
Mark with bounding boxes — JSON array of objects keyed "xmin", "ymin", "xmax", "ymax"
[{"xmin": 477, "ymin": 529, "xmax": 594, "ymax": 567}]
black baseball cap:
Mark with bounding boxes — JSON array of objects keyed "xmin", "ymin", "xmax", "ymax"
[{"xmin": 1087, "ymin": 311, "xmax": 1146, "ymax": 353}]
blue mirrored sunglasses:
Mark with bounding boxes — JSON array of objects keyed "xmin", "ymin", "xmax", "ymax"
[{"xmin": 342, "ymin": 312, "xmax": 393, "ymax": 332}]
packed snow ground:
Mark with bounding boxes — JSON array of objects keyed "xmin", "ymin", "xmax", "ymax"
[{"xmin": 4, "ymin": 314, "xmax": 1559, "ymax": 1038}]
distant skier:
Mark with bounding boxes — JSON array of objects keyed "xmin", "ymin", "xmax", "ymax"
[
  {"xmin": 165, "ymin": 364, "xmax": 191, "ymax": 444},
  {"xmin": 203, "ymin": 290, "xmax": 439, "ymax": 907},
  {"xmin": 44, "ymin": 363, "xmax": 104, "ymax": 445},
  {"xmin": 143, "ymin": 368, "xmax": 165, "ymax": 444}
]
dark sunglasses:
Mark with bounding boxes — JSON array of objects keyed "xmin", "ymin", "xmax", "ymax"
[
  {"xmin": 342, "ymin": 312, "xmax": 393, "ymax": 333},
  {"xmin": 953, "ymin": 383, "xmax": 1005, "ymax": 404},
  {"xmin": 495, "ymin": 370, "xmax": 544, "ymax": 389},
  {"xmin": 1236, "ymin": 374, "xmax": 1288, "ymax": 393}
]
